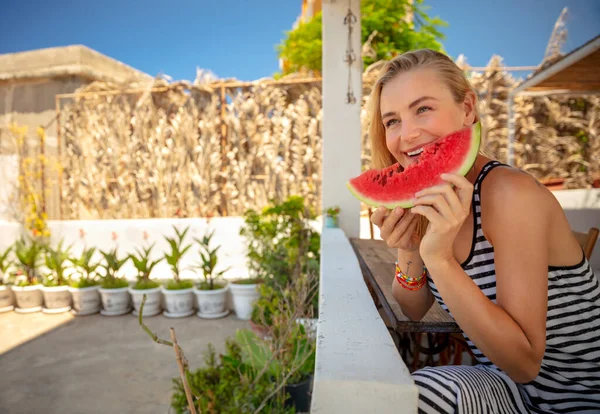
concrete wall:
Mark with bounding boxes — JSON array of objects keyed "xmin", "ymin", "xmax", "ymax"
[
  {"xmin": 321, "ymin": 0, "xmax": 362, "ymax": 238},
  {"xmin": 0, "ymin": 45, "xmax": 152, "ymax": 84},
  {"xmin": 0, "ymin": 76, "xmax": 89, "ymax": 221},
  {"xmin": 552, "ymin": 188, "xmax": 600, "ymax": 270},
  {"xmin": 311, "ymin": 227, "xmax": 418, "ymax": 413}
]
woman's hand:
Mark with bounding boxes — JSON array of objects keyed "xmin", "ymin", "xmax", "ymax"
[
  {"xmin": 411, "ymin": 173, "xmax": 473, "ymax": 264},
  {"xmin": 370, "ymin": 206, "xmax": 421, "ymax": 251}
]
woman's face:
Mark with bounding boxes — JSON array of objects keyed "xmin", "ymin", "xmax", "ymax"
[{"xmin": 380, "ymin": 68, "xmax": 475, "ymax": 168}]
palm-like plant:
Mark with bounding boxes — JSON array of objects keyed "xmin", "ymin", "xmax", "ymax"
[
  {"xmin": 0, "ymin": 245, "xmax": 13, "ymax": 284},
  {"xmin": 99, "ymin": 246, "xmax": 130, "ymax": 289},
  {"xmin": 43, "ymin": 240, "xmax": 73, "ymax": 287},
  {"xmin": 164, "ymin": 225, "xmax": 193, "ymax": 289},
  {"xmin": 130, "ymin": 243, "xmax": 163, "ymax": 290},
  {"xmin": 70, "ymin": 246, "xmax": 101, "ymax": 288},
  {"xmin": 13, "ymin": 237, "xmax": 44, "ymax": 286},
  {"xmin": 192, "ymin": 230, "xmax": 230, "ymax": 290}
]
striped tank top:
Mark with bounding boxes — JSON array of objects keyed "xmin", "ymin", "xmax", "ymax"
[{"xmin": 427, "ymin": 160, "xmax": 600, "ymax": 413}]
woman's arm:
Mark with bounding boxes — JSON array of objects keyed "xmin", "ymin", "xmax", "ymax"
[
  {"xmin": 392, "ymin": 248, "xmax": 434, "ymax": 321},
  {"xmin": 370, "ymin": 207, "xmax": 434, "ymax": 321},
  {"xmin": 413, "ymin": 172, "xmax": 549, "ymax": 383}
]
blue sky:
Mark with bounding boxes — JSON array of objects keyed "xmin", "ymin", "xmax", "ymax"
[{"xmin": 0, "ymin": 0, "xmax": 598, "ymax": 82}]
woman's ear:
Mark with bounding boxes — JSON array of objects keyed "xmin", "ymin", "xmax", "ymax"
[{"xmin": 462, "ymin": 92, "xmax": 477, "ymax": 126}]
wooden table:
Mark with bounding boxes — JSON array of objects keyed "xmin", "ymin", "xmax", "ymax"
[{"xmin": 350, "ymin": 238, "xmax": 464, "ymax": 369}]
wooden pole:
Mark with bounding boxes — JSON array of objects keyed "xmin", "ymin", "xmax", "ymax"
[
  {"xmin": 170, "ymin": 328, "xmax": 198, "ymax": 414},
  {"xmin": 54, "ymin": 77, "xmax": 323, "ymax": 101},
  {"xmin": 39, "ymin": 126, "xmax": 46, "ymax": 216},
  {"xmin": 55, "ymin": 96, "xmax": 62, "ymax": 220},
  {"xmin": 220, "ymin": 86, "xmax": 228, "ymax": 216}
]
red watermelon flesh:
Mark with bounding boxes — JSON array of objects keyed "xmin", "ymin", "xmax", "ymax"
[{"xmin": 347, "ymin": 122, "xmax": 481, "ymax": 209}]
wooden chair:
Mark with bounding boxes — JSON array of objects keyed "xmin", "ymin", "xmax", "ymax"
[{"xmin": 573, "ymin": 227, "xmax": 599, "ymax": 260}]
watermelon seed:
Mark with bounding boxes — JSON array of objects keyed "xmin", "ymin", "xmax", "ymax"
[{"xmin": 381, "ymin": 175, "xmax": 387, "ymax": 186}]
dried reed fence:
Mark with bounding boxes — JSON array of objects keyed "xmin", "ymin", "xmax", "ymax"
[
  {"xmin": 53, "ymin": 56, "xmax": 598, "ymax": 220},
  {"xmin": 57, "ymin": 77, "xmax": 322, "ymax": 219}
]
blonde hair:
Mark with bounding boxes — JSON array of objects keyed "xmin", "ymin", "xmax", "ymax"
[
  {"xmin": 367, "ymin": 49, "xmax": 482, "ymax": 237},
  {"xmin": 368, "ymin": 49, "xmax": 481, "ymax": 170}
]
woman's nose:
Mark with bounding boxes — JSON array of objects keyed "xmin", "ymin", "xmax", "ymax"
[{"xmin": 401, "ymin": 123, "xmax": 420, "ymax": 144}]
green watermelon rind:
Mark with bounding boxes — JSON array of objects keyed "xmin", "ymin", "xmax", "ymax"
[{"xmin": 347, "ymin": 122, "xmax": 481, "ymax": 209}]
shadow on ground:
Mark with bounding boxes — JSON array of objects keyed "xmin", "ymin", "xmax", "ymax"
[{"xmin": 0, "ymin": 312, "xmax": 248, "ymax": 414}]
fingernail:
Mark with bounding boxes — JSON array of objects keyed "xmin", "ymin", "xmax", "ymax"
[
  {"xmin": 411, "ymin": 198, "xmax": 418, "ymax": 205},
  {"xmin": 394, "ymin": 207, "xmax": 403, "ymax": 214}
]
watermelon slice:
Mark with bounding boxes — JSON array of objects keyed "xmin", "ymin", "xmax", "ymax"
[{"xmin": 347, "ymin": 122, "xmax": 481, "ymax": 209}]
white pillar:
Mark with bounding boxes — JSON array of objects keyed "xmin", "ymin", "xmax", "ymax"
[{"xmin": 322, "ymin": 0, "xmax": 362, "ymax": 238}]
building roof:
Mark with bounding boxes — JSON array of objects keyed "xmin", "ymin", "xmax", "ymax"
[
  {"xmin": 513, "ymin": 34, "xmax": 600, "ymax": 94},
  {"xmin": 0, "ymin": 45, "xmax": 153, "ymax": 84}
]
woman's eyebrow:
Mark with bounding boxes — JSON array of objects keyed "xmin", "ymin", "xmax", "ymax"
[
  {"xmin": 381, "ymin": 96, "xmax": 439, "ymax": 119},
  {"xmin": 381, "ymin": 111, "xmax": 397, "ymax": 120},
  {"xmin": 408, "ymin": 96, "xmax": 437, "ymax": 109}
]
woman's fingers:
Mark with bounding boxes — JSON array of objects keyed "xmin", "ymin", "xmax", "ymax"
[
  {"xmin": 413, "ymin": 193, "xmax": 455, "ymax": 221},
  {"xmin": 440, "ymin": 173, "xmax": 474, "ymax": 212},
  {"xmin": 415, "ymin": 183, "xmax": 463, "ymax": 218},
  {"xmin": 380, "ymin": 207, "xmax": 406, "ymax": 239},
  {"xmin": 370, "ymin": 206, "xmax": 388, "ymax": 227},
  {"xmin": 388, "ymin": 213, "xmax": 419, "ymax": 249},
  {"xmin": 411, "ymin": 205, "xmax": 444, "ymax": 228}
]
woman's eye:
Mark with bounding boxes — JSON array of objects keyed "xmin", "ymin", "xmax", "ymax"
[
  {"xmin": 384, "ymin": 119, "xmax": 400, "ymax": 128},
  {"xmin": 417, "ymin": 106, "xmax": 432, "ymax": 114}
]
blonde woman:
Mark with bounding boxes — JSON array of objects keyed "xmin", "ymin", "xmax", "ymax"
[{"xmin": 369, "ymin": 49, "xmax": 600, "ymax": 413}]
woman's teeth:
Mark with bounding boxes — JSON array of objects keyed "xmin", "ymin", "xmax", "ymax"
[{"xmin": 407, "ymin": 147, "xmax": 424, "ymax": 157}]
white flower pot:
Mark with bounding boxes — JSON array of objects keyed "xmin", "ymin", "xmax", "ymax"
[
  {"xmin": 194, "ymin": 284, "xmax": 229, "ymax": 318},
  {"xmin": 230, "ymin": 282, "xmax": 260, "ymax": 320},
  {"xmin": 41, "ymin": 285, "xmax": 72, "ymax": 314},
  {"xmin": 98, "ymin": 286, "xmax": 131, "ymax": 316},
  {"xmin": 0, "ymin": 285, "xmax": 15, "ymax": 313},
  {"xmin": 129, "ymin": 287, "xmax": 162, "ymax": 317},
  {"xmin": 12, "ymin": 284, "xmax": 43, "ymax": 313},
  {"xmin": 161, "ymin": 286, "xmax": 195, "ymax": 318},
  {"xmin": 68, "ymin": 285, "xmax": 101, "ymax": 316}
]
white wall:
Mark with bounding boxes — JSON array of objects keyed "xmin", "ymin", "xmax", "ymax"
[
  {"xmin": 311, "ymin": 228, "xmax": 418, "ymax": 413},
  {"xmin": 0, "ymin": 217, "xmax": 251, "ymax": 281},
  {"xmin": 552, "ymin": 189, "xmax": 600, "ymax": 270},
  {"xmin": 321, "ymin": 0, "xmax": 362, "ymax": 238},
  {"xmin": 0, "ymin": 155, "xmax": 18, "ymax": 222}
]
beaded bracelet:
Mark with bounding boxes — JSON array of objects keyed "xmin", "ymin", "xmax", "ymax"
[{"xmin": 395, "ymin": 260, "xmax": 427, "ymax": 291}]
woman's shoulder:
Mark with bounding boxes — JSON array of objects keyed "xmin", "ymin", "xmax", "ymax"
[{"xmin": 480, "ymin": 162, "xmax": 559, "ymax": 216}]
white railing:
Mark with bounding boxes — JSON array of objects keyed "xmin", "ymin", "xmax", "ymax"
[{"xmin": 311, "ymin": 227, "xmax": 417, "ymax": 413}]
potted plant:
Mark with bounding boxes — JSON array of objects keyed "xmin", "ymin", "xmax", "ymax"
[
  {"xmin": 68, "ymin": 246, "xmax": 102, "ymax": 316},
  {"xmin": 162, "ymin": 225, "xmax": 195, "ymax": 318},
  {"xmin": 229, "ymin": 276, "xmax": 263, "ymax": 321},
  {"xmin": 238, "ymin": 272, "xmax": 318, "ymax": 413},
  {"xmin": 129, "ymin": 243, "xmax": 163, "ymax": 317},
  {"xmin": 170, "ymin": 339, "xmax": 293, "ymax": 413},
  {"xmin": 324, "ymin": 205, "xmax": 340, "ymax": 228},
  {"xmin": 237, "ymin": 196, "xmax": 320, "ymax": 321},
  {"xmin": 0, "ymin": 245, "xmax": 15, "ymax": 312},
  {"xmin": 236, "ymin": 325, "xmax": 315, "ymax": 412},
  {"xmin": 191, "ymin": 229, "xmax": 230, "ymax": 319},
  {"xmin": 98, "ymin": 246, "xmax": 131, "ymax": 316},
  {"xmin": 41, "ymin": 240, "xmax": 73, "ymax": 313},
  {"xmin": 12, "ymin": 237, "xmax": 45, "ymax": 313}
]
